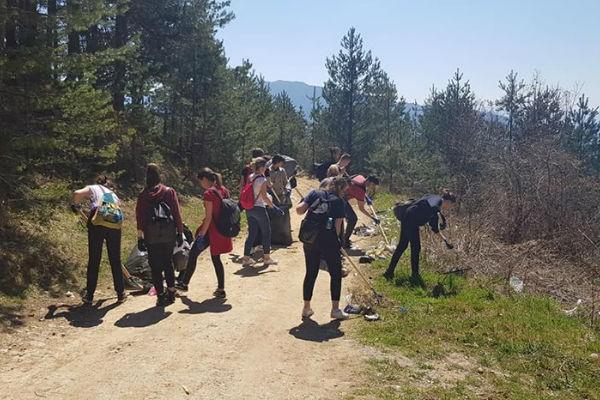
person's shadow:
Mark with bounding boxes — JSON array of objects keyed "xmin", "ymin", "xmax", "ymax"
[
  {"xmin": 179, "ymin": 296, "xmax": 232, "ymax": 314},
  {"xmin": 45, "ymin": 300, "xmax": 120, "ymax": 328},
  {"xmin": 114, "ymin": 307, "xmax": 172, "ymax": 328},
  {"xmin": 288, "ymin": 318, "xmax": 344, "ymax": 342},
  {"xmin": 233, "ymin": 264, "xmax": 274, "ymax": 277}
]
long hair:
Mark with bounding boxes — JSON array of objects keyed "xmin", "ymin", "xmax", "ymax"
[
  {"xmin": 95, "ymin": 174, "xmax": 114, "ymax": 189},
  {"xmin": 441, "ymin": 189, "xmax": 457, "ymax": 203},
  {"xmin": 329, "ymin": 175, "xmax": 349, "ymax": 197},
  {"xmin": 198, "ymin": 167, "xmax": 223, "ymax": 188}
]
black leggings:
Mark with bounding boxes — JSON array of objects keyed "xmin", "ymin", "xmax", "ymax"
[
  {"xmin": 86, "ymin": 224, "xmax": 125, "ymax": 300},
  {"xmin": 343, "ymin": 200, "xmax": 358, "ymax": 246},
  {"xmin": 303, "ymin": 235, "xmax": 343, "ymax": 302},
  {"xmin": 147, "ymin": 242, "xmax": 176, "ymax": 294},
  {"xmin": 182, "ymin": 238, "xmax": 225, "ymax": 289},
  {"xmin": 386, "ymin": 221, "xmax": 421, "ymax": 277}
]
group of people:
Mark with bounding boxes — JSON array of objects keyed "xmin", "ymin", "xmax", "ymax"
[{"xmin": 71, "ymin": 145, "xmax": 456, "ymax": 320}]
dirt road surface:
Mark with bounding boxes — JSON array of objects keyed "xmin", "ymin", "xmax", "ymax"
[{"xmin": 0, "ymin": 179, "xmax": 375, "ymax": 400}]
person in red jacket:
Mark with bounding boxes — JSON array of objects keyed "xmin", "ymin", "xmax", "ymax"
[
  {"xmin": 136, "ymin": 163, "xmax": 184, "ymax": 307},
  {"xmin": 177, "ymin": 168, "xmax": 233, "ymax": 298}
]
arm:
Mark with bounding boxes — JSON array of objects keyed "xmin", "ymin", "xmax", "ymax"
[
  {"xmin": 197, "ymin": 199, "xmax": 212, "ymax": 237},
  {"xmin": 357, "ymin": 200, "xmax": 377, "ymax": 219},
  {"xmin": 135, "ymin": 195, "xmax": 144, "ymax": 239},
  {"xmin": 429, "ymin": 213, "xmax": 452, "ymax": 247},
  {"xmin": 335, "ymin": 218, "xmax": 343, "ymax": 236},
  {"xmin": 72, "ymin": 187, "xmax": 91, "ymax": 204},
  {"xmin": 259, "ymin": 181, "xmax": 274, "ymax": 208},
  {"xmin": 296, "ymin": 202, "xmax": 309, "ymax": 215},
  {"xmin": 170, "ymin": 190, "xmax": 184, "ymax": 234}
]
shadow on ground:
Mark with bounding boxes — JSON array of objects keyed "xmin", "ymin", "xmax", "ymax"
[
  {"xmin": 179, "ymin": 296, "xmax": 232, "ymax": 314},
  {"xmin": 288, "ymin": 319, "xmax": 344, "ymax": 342},
  {"xmin": 45, "ymin": 299, "xmax": 122, "ymax": 328},
  {"xmin": 114, "ymin": 306, "xmax": 172, "ymax": 328}
]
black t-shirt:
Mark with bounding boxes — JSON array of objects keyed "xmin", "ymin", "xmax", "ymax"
[{"xmin": 406, "ymin": 194, "xmax": 443, "ymax": 232}]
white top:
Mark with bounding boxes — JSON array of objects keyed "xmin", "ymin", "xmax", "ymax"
[
  {"xmin": 249, "ymin": 174, "xmax": 267, "ymax": 208},
  {"xmin": 88, "ymin": 184, "xmax": 119, "ymax": 208}
]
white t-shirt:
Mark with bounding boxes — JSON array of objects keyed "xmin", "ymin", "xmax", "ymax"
[
  {"xmin": 88, "ymin": 184, "xmax": 119, "ymax": 209},
  {"xmin": 249, "ymin": 174, "xmax": 268, "ymax": 208}
]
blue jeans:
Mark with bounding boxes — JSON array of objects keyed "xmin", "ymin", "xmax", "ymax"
[{"xmin": 244, "ymin": 206, "xmax": 272, "ymax": 256}]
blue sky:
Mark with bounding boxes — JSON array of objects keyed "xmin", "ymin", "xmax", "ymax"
[{"xmin": 217, "ymin": 0, "xmax": 599, "ymax": 107}]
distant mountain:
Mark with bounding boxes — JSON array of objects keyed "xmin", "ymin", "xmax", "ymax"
[
  {"xmin": 267, "ymin": 80, "xmax": 505, "ymax": 124},
  {"xmin": 267, "ymin": 81, "xmax": 323, "ymax": 116}
]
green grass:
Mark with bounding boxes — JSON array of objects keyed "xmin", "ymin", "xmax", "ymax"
[{"xmin": 351, "ymin": 258, "xmax": 600, "ymax": 399}]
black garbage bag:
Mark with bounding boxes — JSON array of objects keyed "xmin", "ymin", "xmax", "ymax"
[{"xmin": 268, "ymin": 193, "xmax": 293, "ymax": 246}]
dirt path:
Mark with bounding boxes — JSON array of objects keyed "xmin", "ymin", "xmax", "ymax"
[{"xmin": 0, "ymin": 179, "xmax": 374, "ymax": 400}]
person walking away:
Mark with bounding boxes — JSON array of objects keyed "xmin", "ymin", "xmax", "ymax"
[
  {"xmin": 268, "ymin": 154, "xmax": 289, "ymax": 204},
  {"xmin": 241, "ymin": 157, "xmax": 283, "ymax": 267},
  {"xmin": 176, "ymin": 168, "xmax": 233, "ymax": 298},
  {"xmin": 136, "ymin": 164, "xmax": 184, "ymax": 306},
  {"xmin": 383, "ymin": 190, "xmax": 456, "ymax": 284},
  {"xmin": 71, "ymin": 175, "xmax": 126, "ymax": 305},
  {"xmin": 296, "ymin": 176, "xmax": 349, "ymax": 320},
  {"xmin": 343, "ymin": 175, "xmax": 381, "ymax": 249}
]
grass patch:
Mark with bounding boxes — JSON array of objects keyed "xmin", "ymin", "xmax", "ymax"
[{"xmin": 351, "ymin": 258, "xmax": 600, "ymax": 399}]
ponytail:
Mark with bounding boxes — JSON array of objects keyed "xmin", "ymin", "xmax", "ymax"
[
  {"xmin": 441, "ymin": 189, "xmax": 457, "ymax": 203},
  {"xmin": 198, "ymin": 167, "xmax": 222, "ymax": 187}
]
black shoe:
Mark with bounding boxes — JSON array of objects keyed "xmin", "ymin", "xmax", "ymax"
[
  {"xmin": 116, "ymin": 292, "xmax": 128, "ymax": 304},
  {"xmin": 213, "ymin": 288, "xmax": 226, "ymax": 298},
  {"xmin": 175, "ymin": 281, "xmax": 189, "ymax": 292},
  {"xmin": 165, "ymin": 290, "xmax": 176, "ymax": 305},
  {"xmin": 156, "ymin": 292, "xmax": 167, "ymax": 307},
  {"xmin": 383, "ymin": 271, "xmax": 394, "ymax": 281}
]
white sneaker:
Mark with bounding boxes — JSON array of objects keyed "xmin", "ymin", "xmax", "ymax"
[
  {"xmin": 241, "ymin": 256, "xmax": 254, "ymax": 266},
  {"xmin": 331, "ymin": 308, "xmax": 349, "ymax": 320},
  {"xmin": 263, "ymin": 258, "xmax": 278, "ymax": 266},
  {"xmin": 302, "ymin": 308, "xmax": 314, "ymax": 319}
]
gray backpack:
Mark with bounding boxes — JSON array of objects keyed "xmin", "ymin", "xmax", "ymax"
[{"xmin": 144, "ymin": 199, "xmax": 176, "ymax": 245}]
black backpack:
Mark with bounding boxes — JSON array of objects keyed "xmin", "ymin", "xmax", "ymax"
[
  {"xmin": 393, "ymin": 199, "xmax": 415, "ymax": 222},
  {"xmin": 211, "ymin": 188, "xmax": 241, "ymax": 238},
  {"xmin": 145, "ymin": 200, "xmax": 177, "ymax": 245},
  {"xmin": 314, "ymin": 161, "xmax": 333, "ymax": 181}
]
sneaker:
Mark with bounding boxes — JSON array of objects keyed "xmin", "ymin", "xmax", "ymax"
[
  {"xmin": 331, "ymin": 308, "xmax": 349, "ymax": 320},
  {"xmin": 241, "ymin": 256, "xmax": 255, "ymax": 267},
  {"xmin": 156, "ymin": 292, "xmax": 167, "ymax": 307},
  {"xmin": 116, "ymin": 292, "xmax": 128, "ymax": 304},
  {"xmin": 302, "ymin": 308, "xmax": 314, "ymax": 319},
  {"xmin": 175, "ymin": 281, "xmax": 189, "ymax": 292},
  {"xmin": 383, "ymin": 270, "xmax": 394, "ymax": 281},
  {"xmin": 166, "ymin": 290, "xmax": 176, "ymax": 305},
  {"xmin": 263, "ymin": 258, "xmax": 278, "ymax": 266},
  {"xmin": 213, "ymin": 288, "xmax": 226, "ymax": 298}
]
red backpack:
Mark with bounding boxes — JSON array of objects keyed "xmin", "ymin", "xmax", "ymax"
[{"xmin": 239, "ymin": 176, "xmax": 261, "ymax": 210}]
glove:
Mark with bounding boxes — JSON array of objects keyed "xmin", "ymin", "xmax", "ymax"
[
  {"xmin": 273, "ymin": 205, "xmax": 285, "ymax": 216},
  {"xmin": 365, "ymin": 196, "xmax": 373, "ymax": 206},
  {"xmin": 289, "ymin": 176, "xmax": 298, "ymax": 189},
  {"xmin": 70, "ymin": 204, "xmax": 81, "ymax": 214},
  {"xmin": 176, "ymin": 233, "xmax": 184, "ymax": 247},
  {"xmin": 372, "ymin": 216, "xmax": 381, "ymax": 225},
  {"xmin": 137, "ymin": 238, "xmax": 147, "ymax": 252},
  {"xmin": 443, "ymin": 239, "xmax": 454, "ymax": 250}
]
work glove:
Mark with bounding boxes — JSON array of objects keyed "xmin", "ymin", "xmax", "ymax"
[
  {"xmin": 70, "ymin": 203, "xmax": 81, "ymax": 214},
  {"xmin": 137, "ymin": 238, "xmax": 147, "ymax": 252},
  {"xmin": 443, "ymin": 239, "xmax": 454, "ymax": 250},
  {"xmin": 372, "ymin": 216, "xmax": 381, "ymax": 225},
  {"xmin": 272, "ymin": 205, "xmax": 285, "ymax": 216},
  {"xmin": 176, "ymin": 233, "xmax": 184, "ymax": 247},
  {"xmin": 288, "ymin": 176, "xmax": 298, "ymax": 189},
  {"xmin": 365, "ymin": 195, "xmax": 373, "ymax": 206}
]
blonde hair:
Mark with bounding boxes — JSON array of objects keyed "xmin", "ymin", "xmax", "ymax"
[{"xmin": 327, "ymin": 164, "xmax": 340, "ymax": 177}]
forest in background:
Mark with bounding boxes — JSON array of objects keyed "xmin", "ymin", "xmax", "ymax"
[{"xmin": 1, "ymin": 1, "xmax": 599, "ymax": 306}]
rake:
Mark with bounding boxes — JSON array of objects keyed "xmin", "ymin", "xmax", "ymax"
[{"xmin": 341, "ymin": 248, "xmax": 385, "ymax": 304}]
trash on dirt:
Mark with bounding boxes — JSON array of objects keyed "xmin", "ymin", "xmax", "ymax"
[
  {"xmin": 65, "ymin": 291, "xmax": 74, "ymax": 298},
  {"xmin": 354, "ymin": 225, "xmax": 377, "ymax": 236},
  {"xmin": 181, "ymin": 384, "xmax": 190, "ymax": 395},
  {"xmin": 509, "ymin": 276, "xmax": 524, "ymax": 293},
  {"xmin": 364, "ymin": 313, "xmax": 380, "ymax": 321},
  {"xmin": 398, "ymin": 306, "xmax": 409, "ymax": 314},
  {"xmin": 563, "ymin": 299, "xmax": 583, "ymax": 316},
  {"xmin": 359, "ymin": 255, "xmax": 375, "ymax": 264},
  {"xmin": 344, "ymin": 304, "xmax": 362, "ymax": 314},
  {"xmin": 148, "ymin": 286, "xmax": 157, "ymax": 296}
]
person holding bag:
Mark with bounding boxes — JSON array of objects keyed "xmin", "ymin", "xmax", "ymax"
[
  {"xmin": 296, "ymin": 176, "xmax": 349, "ymax": 320},
  {"xmin": 136, "ymin": 164, "xmax": 184, "ymax": 307},
  {"xmin": 71, "ymin": 175, "xmax": 126, "ymax": 305}
]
